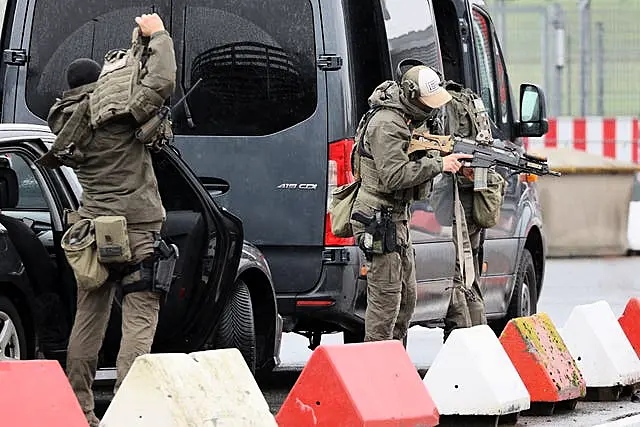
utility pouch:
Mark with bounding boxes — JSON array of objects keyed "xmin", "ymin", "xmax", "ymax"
[
  {"xmin": 94, "ymin": 216, "xmax": 132, "ymax": 264},
  {"xmin": 152, "ymin": 239, "xmax": 179, "ymax": 294},
  {"xmin": 61, "ymin": 219, "xmax": 109, "ymax": 291}
]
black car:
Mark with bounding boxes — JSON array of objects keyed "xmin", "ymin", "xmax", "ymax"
[
  {"xmin": 0, "ymin": 124, "xmax": 282, "ymax": 377},
  {"xmin": 0, "ymin": 0, "xmax": 548, "ymax": 346}
]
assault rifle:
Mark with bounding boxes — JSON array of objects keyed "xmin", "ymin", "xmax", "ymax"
[
  {"xmin": 135, "ymin": 77, "xmax": 203, "ymax": 144},
  {"xmin": 408, "ymin": 131, "xmax": 561, "ymax": 190}
]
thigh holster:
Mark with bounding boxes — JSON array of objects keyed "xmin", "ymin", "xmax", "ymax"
[{"xmin": 121, "ymin": 237, "xmax": 179, "ymax": 297}]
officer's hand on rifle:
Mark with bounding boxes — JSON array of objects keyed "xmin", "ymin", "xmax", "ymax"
[
  {"xmin": 442, "ymin": 153, "xmax": 473, "ymax": 173},
  {"xmin": 135, "ymin": 13, "xmax": 165, "ymax": 36}
]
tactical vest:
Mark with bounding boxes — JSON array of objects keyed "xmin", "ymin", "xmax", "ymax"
[
  {"xmin": 352, "ymin": 107, "xmax": 429, "ymax": 214},
  {"xmin": 442, "ymin": 80, "xmax": 492, "ymax": 143},
  {"xmin": 89, "ymin": 30, "xmax": 146, "ymax": 128}
]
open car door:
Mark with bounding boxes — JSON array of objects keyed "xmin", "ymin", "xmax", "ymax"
[{"xmin": 100, "ymin": 146, "xmax": 244, "ymax": 365}]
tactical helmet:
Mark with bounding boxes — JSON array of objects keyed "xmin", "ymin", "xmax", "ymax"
[{"xmin": 401, "ymin": 65, "xmax": 452, "ymax": 109}]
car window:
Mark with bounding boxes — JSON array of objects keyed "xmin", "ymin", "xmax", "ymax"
[
  {"xmin": 4, "ymin": 154, "xmax": 47, "ymax": 210},
  {"xmin": 26, "ymin": 1, "xmax": 169, "ymax": 120},
  {"xmin": 173, "ymin": 0, "xmax": 317, "ymax": 137},
  {"xmin": 380, "ymin": 0, "xmax": 441, "ymax": 73},
  {"xmin": 471, "ymin": 9, "xmax": 498, "ymax": 124}
]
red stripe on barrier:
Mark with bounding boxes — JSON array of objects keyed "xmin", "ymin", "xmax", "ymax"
[
  {"xmin": 633, "ymin": 118, "xmax": 639, "ymax": 164},
  {"xmin": 544, "ymin": 119, "xmax": 557, "ymax": 148},
  {"xmin": 619, "ymin": 298, "xmax": 640, "ymax": 358},
  {"xmin": 603, "ymin": 118, "xmax": 617, "ymax": 159},
  {"xmin": 573, "ymin": 117, "xmax": 587, "ymax": 151}
]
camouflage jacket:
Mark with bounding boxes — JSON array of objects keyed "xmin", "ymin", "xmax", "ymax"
[
  {"xmin": 75, "ymin": 29, "xmax": 176, "ymax": 227},
  {"xmin": 352, "ymin": 80, "xmax": 443, "ymax": 222}
]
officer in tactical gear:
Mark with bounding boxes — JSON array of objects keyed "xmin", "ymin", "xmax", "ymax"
[
  {"xmin": 45, "ymin": 13, "xmax": 177, "ymax": 427},
  {"xmin": 428, "ymin": 81, "xmax": 506, "ymax": 343},
  {"xmin": 349, "ymin": 62, "xmax": 472, "ymax": 344}
]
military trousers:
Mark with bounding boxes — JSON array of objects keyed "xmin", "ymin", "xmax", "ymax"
[
  {"xmin": 443, "ymin": 219, "xmax": 487, "ymax": 342},
  {"xmin": 354, "ymin": 220, "xmax": 417, "ymax": 343},
  {"xmin": 66, "ymin": 221, "xmax": 163, "ymax": 424}
]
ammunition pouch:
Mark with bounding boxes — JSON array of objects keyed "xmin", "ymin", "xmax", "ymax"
[
  {"xmin": 121, "ymin": 236, "xmax": 179, "ymax": 296},
  {"xmin": 351, "ymin": 207, "xmax": 398, "ymax": 260},
  {"xmin": 61, "ymin": 219, "xmax": 109, "ymax": 292},
  {"xmin": 94, "ymin": 216, "xmax": 132, "ymax": 264}
]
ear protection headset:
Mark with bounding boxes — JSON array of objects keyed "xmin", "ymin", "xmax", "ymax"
[
  {"xmin": 396, "ymin": 58, "xmax": 425, "ymax": 101},
  {"xmin": 395, "ymin": 58, "xmax": 446, "ymax": 101}
]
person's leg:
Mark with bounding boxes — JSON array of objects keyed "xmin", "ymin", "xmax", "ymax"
[
  {"xmin": 66, "ymin": 279, "xmax": 116, "ymax": 426},
  {"xmin": 392, "ymin": 222, "xmax": 417, "ymax": 346},
  {"xmin": 114, "ymin": 224, "xmax": 162, "ymax": 394},
  {"xmin": 443, "ymin": 217, "xmax": 473, "ymax": 342},
  {"xmin": 467, "ymin": 224, "xmax": 487, "ymax": 326},
  {"xmin": 364, "ymin": 249, "xmax": 403, "ymax": 342}
]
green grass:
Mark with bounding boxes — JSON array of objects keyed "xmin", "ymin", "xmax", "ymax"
[{"xmin": 484, "ymin": 0, "xmax": 640, "ymax": 116}]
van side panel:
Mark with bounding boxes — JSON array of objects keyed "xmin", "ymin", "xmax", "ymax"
[{"xmin": 171, "ymin": 0, "xmax": 329, "ymax": 295}]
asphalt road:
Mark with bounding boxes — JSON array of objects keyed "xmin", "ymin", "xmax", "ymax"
[
  {"xmin": 265, "ymin": 256, "xmax": 640, "ymax": 426},
  {"xmin": 95, "ymin": 257, "xmax": 640, "ymax": 426}
]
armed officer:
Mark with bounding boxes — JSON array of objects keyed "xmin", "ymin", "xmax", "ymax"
[
  {"xmin": 350, "ymin": 62, "xmax": 472, "ymax": 344},
  {"xmin": 41, "ymin": 13, "xmax": 177, "ymax": 427},
  {"xmin": 427, "ymin": 81, "xmax": 506, "ymax": 343}
]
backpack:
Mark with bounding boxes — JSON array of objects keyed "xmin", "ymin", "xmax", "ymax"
[
  {"xmin": 442, "ymin": 80, "xmax": 492, "ymax": 144},
  {"xmin": 441, "ymin": 80, "xmax": 505, "ymax": 228}
]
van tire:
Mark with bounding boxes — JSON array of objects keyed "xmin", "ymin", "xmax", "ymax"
[
  {"xmin": 214, "ymin": 280, "xmax": 257, "ymax": 374},
  {"xmin": 0, "ymin": 296, "xmax": 26, "ymax": 361},
  {"xmin": 491, "ymin": 249, "xmax": 538, "ymax": 336}
]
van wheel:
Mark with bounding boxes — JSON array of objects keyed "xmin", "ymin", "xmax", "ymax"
[
  {"xmin": 0, "ymin": 297, "xmax": 26, "ymax": 361},
  {"xmin": 508, "ymin": 249, "xmax": 538, "ymax": 319},
  {"xmin": 491, "ymin": 249, "xmax": 538, "ymax": 336},
  {"xmin": 214, "ymin": 280, "xmax": 257, "ymax": 374}
]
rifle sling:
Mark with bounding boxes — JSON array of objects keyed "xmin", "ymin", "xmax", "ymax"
[{"xmin": 453, "ymin": 177, "xmax": 475, "ymax": 289}]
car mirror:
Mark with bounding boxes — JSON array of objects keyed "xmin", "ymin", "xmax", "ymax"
[
  {"xmin": 199, "ymin": 176, "xmax": 230, "ymax": 198},
  {"xmin": 518, "ymin": 83, "xmax": 549, "ymax": 137}
]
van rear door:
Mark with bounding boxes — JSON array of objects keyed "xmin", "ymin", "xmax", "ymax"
[{"xmin": 169, "ymin": 0, "xmax": 329, "ymax": 294}]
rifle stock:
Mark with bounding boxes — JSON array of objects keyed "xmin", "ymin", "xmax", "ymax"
[{"xmin": 409, "ymin": 130, "xmax": 561, "ymax": 190}]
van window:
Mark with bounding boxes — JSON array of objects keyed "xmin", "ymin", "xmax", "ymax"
[
  {"xmin": 26, "ymin": 1, "xmax": 167, "ymax": 120},
  {"xmin": 380, "ymin": 0, "xmax": 440, "ymax": 73},
  {"xmin": 471, "ymin": 9, "xmax": 498, "ymax": 123},
  {"xmin": 173, "ymin": 0, "xmax": 317, "ymax": 137}
]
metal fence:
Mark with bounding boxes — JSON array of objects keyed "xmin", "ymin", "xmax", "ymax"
[{"xmin": 486, "ymin": 0, "xmax": 640, "ymax": 118}]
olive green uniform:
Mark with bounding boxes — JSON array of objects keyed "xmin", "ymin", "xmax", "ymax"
[
  {"xmin": 49, "ymin": 29, "xmax": 176, "ymax": 425},
  {"xmin": 443, "ymin": 174, "xmax": 486, "ymax": 342},
  {"xmin": 350, "ymin": 81, "xmax": 442, "ymax": 343}
]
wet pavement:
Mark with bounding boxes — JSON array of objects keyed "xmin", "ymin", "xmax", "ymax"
[
  {"xmin": 268, "ymin": 256, "xmax": 640, "ymax": 426},
  {"xmin": 96, "ymin": 256, "xmax": 640, "ymax": 425}
]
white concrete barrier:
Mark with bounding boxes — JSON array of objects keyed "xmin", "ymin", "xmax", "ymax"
[
  {"xmin": 422, "ymin": 324, "xmax": 530, "ymax": 416},
  {"xmin": 100, "ymin": 349, "xmax": 276, "ymax": 427},
  {"xmin": 560, "ymin": 300, "xmax": 640, "ymax": 388}
]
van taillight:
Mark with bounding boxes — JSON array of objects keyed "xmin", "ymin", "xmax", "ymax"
[{"xmin": 325, "ymin": 138, "xmax": 356, "ymax": 246}]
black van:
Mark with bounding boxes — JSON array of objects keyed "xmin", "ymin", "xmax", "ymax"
[{"xmin": 0, "ymin": 0, "xmax": 549, "ymax": 345}]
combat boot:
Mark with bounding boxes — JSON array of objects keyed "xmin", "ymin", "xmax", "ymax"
[{"xmin": 84, "ymin": 410, "xmax": 100, "ymax": 427}]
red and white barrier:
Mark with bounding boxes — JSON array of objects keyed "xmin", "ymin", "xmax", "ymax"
[{"xmin": 523, "ymin": 116, "xmax": 640, "ymax": 163}]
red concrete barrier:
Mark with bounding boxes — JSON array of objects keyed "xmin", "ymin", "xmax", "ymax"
[
  {"xmin": 500, "ymin": 313, "xmax": 586, "ymax": 409},
  {"xmin": 619, "ymin": 297, "xmax": 640, "ymax": 358},
  {"xmin": 0, "ymin": 360, "xmax": 87, "ymax": 427},
  {"xmin": 276, "ymin": 340, "xmax": 439, "ymax": 426}
]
